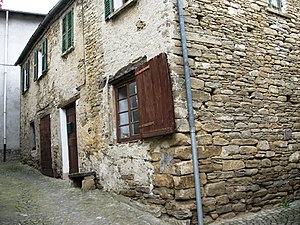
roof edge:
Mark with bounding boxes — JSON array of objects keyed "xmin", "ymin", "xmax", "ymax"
[
  {"xmin": 15, "ymin": 0, "xmax": 75, "ymax": 66},
  {"xmin": 0, "ymin": 9, "xmax": 46, "ymax": 16}
]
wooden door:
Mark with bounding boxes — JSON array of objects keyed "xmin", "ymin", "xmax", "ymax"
[
  {"xmin": 66, "ymin": 105, "xmax": 79, "ymax": 174},
  {"xmin": 40, "ymin": 115, "xmax": 54, "ymax": 177}
]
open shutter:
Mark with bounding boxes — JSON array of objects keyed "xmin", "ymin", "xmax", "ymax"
[
  {"xmin": 34, "ymin": 50, "xmax": 38, "ymax": 81},
  {"xmin": 104, "ymin": 0, "xmax": 113, "ymax": 21},
  {"xmin": 26, "ymin": 61, "xmax": 30, "ymax": 89},
  {"xmin": 135, "ymin": 53, "xmax": 175, "ymax": 138},
  {"xmin": 21, "ymin": 67, "xmax": 24, "ymax": 94},
  {"xmin": 42, "ymin": 38, "xmax": 47, "ymax": 73},
  {"xmin": 62, "ymin": 16, "xmax": 67, "ymax": 52}
]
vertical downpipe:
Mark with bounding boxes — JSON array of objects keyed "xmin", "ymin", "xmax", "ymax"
[
  {"xmin": 177, "ymin": 1, "xmax": 204, "ymax": 224},
  {"xmin": 3, "ymin": 11, "xmax": 9, "ymax": 162}
]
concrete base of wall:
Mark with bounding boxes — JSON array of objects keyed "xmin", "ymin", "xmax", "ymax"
[{"xmin": 0, "ymin": 149, "xmax": 21, "ymax": 161}]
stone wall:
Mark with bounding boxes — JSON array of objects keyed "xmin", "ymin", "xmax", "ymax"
[
  {"xmin": 165, "ymin": 0, "xmax": 300, "ymax": 223},
  {"xmin": 19, "ymin": 0, "xmax": 300, "ymax": 224}
]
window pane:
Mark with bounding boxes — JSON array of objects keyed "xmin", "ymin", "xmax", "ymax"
[
  {"xmin": 132, "ymin": 122, "xmax": 140, "ymax": 135},
  {"xmin": 119, "ymin": 112, "xmax": 129, "ymax": 126},
  {"xmin": 114, "ymin": 0, "xmax": 123, "ymax": 10},
  {"xmin": 118, "ymin": 86, "xmax": 127, "ymax": 100},
  {"xmin": 129, "ymin": 81, "xmax": 137, "ymax": 95},
  {"xmin": 118, "ymin": 99, "xmax": 128, "ymax": 112},
  {"xmin": 131, "ymin": 110, "xmax": 139, "ymax": 123},
  {"xmin": 120, "ymin": 125, "xmax": 130, "ymax": 139},
  {"xmin": 130, "ymin": 95, "xmax": 138, "ymax": 109},
  {"xmin": 270, "ymin": 0, "xmax": 280, "ymax": 8}
]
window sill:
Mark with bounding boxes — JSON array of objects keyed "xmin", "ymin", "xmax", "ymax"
[
  {"xmin": 61, "ymin": 46, "xmax": 74, "ymax": 57},
  {"xmin": 107, "ymin": 0, "xmax": 137, "ymax": 21},
  {"xmin": 266, "ymin": 7, "xmax": 291, "ymax": 19}
]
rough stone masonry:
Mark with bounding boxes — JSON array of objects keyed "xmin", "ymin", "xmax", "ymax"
[{"xmin": 18, "ymin": 0, "xmax": 300, "ymax": 224}]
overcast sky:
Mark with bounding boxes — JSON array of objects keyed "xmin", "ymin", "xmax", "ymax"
[{"xmin": 2, "ymin": 0, "xmax": 59, "ymax": 14}]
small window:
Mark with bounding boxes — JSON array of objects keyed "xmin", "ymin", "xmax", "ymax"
[
  {"xmin": 104, "ymin": 0, "xmax": 135, "ymax": 21},
  {"xmin": 21, "ymin": 60, "xmax": 30, "ymax": 93},
  {"xmin": 29, "ymin": 122, "xmax": 36, "ymax": 150},
  {"xmin": 268, "ymin": 0, "xmax": 283, "ymax": 10},
  {"xmin": 115, "ymin": 79, "xmax": 140, "ymax": 141},
  {"xmin": 34, "ymin": 39, "xmax": 48, "ymax": 81},
  {"xmin": 114, "ymin": 53, "xmax": 175, "ymax": 143},
  {"xmin": 42, "ymin": 38, "xmax": 47, "ymax": 73},
  {"xmin": 62, "ymin": 10, "xmax": 74, "ymax": 53}
]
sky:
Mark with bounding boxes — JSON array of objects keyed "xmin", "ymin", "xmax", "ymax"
[{"xmin": 1, "ymin": 0, "xmax": 59, "ymax": 14}]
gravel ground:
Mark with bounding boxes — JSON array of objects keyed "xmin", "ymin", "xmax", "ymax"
[{"xmin": 0, "ymin": 161, "xmax": 170, "ymax": 225}]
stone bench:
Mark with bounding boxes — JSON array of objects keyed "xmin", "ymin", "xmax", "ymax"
[{"xmin": 68, "ymin": 171, "xmax": 97, "ymax": 191}]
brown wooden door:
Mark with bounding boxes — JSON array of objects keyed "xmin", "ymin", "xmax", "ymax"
[
  {"xmin": 40, "ymin": 115, "xmax": 54, "ymax": 177},
  {"xmin": 66, "ymin": 105, "xmax": 79, "ymax": 174}
]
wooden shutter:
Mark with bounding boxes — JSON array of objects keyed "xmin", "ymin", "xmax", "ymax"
[
  {"xmin": 68, "ymin": 10, "xmax": 74, "ymax": 48},
  {"xmin": 26, "ymin": 60, "xmax": 30, "ymax": 89},
  {"xmin": 135, "ymin": 53, "xmax": 175, "ymax": 138},
  {"xmin": 21, "ymin": 67, "xmax": 24, "ymax": 94},
  {"xmin": 34, "ymin": 50, "xmax": 38, "ymax": 81},
  {"xmin": 42, "ymin": 38, "xmax": 47, "ymax": 73},
  {"xmin": 104, "ymin": 0, "xmax": 113, "ymax": 21},
  {"xmin": 62, "ymin": 16, "xmax": 67, "ymax": 52}
]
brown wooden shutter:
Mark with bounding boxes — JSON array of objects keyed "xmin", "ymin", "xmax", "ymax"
[{"xmin": 135, "ymin": 53, "xmax": 175, "ymax": 138}]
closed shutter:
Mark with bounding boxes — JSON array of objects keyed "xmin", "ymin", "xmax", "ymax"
[
  {"xmin": 104, "ymin": 0, "xmax": 113, "ymax": 21},
  {"xmin": 135, "ymin": 53, "xmax": 175, "ymax": 138},
  {"xmin": 42, "ymin": 38, "xmax": 47, "ymax": 73},
  {"xmin": 34, "ymin": 50, "xmax": 38, "ymax": 81}
]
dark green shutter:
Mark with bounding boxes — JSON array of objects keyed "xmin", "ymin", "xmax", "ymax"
[
  {"xmin": 21, "ymin": 66, "xmax": 24, "ymax": 93},
  {"xmin": 62, "ymin": 16, "xmax": 67, "ymax": 52},
  {"xmin": 26, "ymin": 60, "xmax": 30, "ymax": 89},
  {"xmin": 104, "ymin": 0, "xmax": 113, "ymax": 21},
  {"xmin": 34, "ymin": 50, "xmax": 38, "ymax": 81},
  {"xmin": 42, "ymin": 38, "xmax": 47, "ymax": 73}
]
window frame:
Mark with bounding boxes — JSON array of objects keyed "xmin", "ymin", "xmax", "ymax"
[
  {"xmin": 62, "ymin": 9, "xmax": 74, "ymax": 54},
  {"xmin": 104, "ymin": 0, "xmax": 136, "ymax": 21},
  {"xmin": 22, "ymin": 60, "xmax": 30, "ymax": 93},
  {"xmin": 112, "ymin": 53, "xmax": 175, "ymax": 143},
  {"xmin": 115, "ymin": 77, "xmax": 140, "ymax": 143},
  {"xmin": 42, "ymin": 38, "xmax": 47, "ymax": 74},
  {"xmin": 268, "ymin": 0, "xmax": 283, "ymax": 11}
]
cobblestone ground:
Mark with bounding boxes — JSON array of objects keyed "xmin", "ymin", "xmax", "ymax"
[
  {"xmin": 210, "ymin": 200, "xmax": 300, "ymax": 225},
  {"xmin": 0, "ymin": 161, "xmax": 170, "ymax": 225}
]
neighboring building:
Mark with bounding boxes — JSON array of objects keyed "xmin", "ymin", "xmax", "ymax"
[
  {"xmin": 16, "ymin": 0, "xmax": 300, "ymax": 224},
  {"xmin": 0, "ymin": 9, "xmax": 44, "ymax": 161}
]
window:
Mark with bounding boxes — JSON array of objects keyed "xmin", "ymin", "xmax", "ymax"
[
  {"xmin": 104, "ymin": 0, "xmax": 135, "ymax": 21},
  {"xmin": 21, "ymin": 60, "xmax": 30, "ymax": 93},
  {"xmin": 268, "ymin": 0, "xmax": 283, "ymax": 10},
  {"xmin": 29, "ymin": 122, "xmax": 36, "ymax": 150},
  {"xmin": 42, "ymin": 38, "xmax": 47, "ymax": 73},
  {"xmin": 114, "ymin": 53, "xmax": 175, "ymax": 142},
  {"xmin": 62, "ymin": 10, "xmax": 74, "ymax": 53},
  {"xmin": 116, "ymin": 79, "xmax": 140, "ymax": 141},
  {"xmin": 34, "ymin": 39, "xmax": 48, "ymax": 81}
]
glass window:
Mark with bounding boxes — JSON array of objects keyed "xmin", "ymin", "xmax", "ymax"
[{"xmin": 116, "ymin": 80, "xmax": 140, "ymax": 142}]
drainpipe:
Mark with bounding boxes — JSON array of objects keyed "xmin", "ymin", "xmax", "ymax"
[
  {"xmin": 3, "ymin": 10, "xmax": 9, "ymax": 162},
  {"xmin": 177, "ymin": 1, "xmax": 204, "ymax": 225}
]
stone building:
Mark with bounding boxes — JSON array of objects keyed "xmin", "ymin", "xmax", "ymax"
[
  {"xmin": 0, "ymin": 9, "xmax": 44, "ymax": 161},
  {"xmin": 16, "ymin": 0, "xmax": 300, "ymax": 223}
]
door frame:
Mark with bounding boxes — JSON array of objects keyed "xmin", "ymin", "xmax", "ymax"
[{"xmin": 60, "ymin": 100, "xmax": 79, "ymax": 178}]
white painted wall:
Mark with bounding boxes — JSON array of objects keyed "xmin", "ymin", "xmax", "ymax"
[{"xmin": 0, "ymin": 11, "xmax": 44, "ymax": 156}]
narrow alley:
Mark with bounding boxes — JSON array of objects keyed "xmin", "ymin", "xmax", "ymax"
[{"xmin": 0, "ymin": 161, "xmax": 170, "ymax": 225}]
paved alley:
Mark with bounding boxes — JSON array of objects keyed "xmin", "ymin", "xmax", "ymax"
[{"xmin": 0, "ymin": 161, "xmax": 170, "ymax": 225}]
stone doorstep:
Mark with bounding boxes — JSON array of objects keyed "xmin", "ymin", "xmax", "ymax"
[{"xmin": 68, "ymin": 171, "xmax": 97, "ymax": 190}]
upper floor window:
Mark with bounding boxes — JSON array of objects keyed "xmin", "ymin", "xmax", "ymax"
[
  {"xmin": 113, "ymin": 53, "xmax": 175, "ymax": 143},
  {"xmin": 104, "ymin": 0, "xmax": 136, "ymax": 21},
  {"xmin": 34, "ymin": 39, "xmax": 47, "ymax": 81},
  {"xmin": 62, "ymin": 10, "xmax": 74, "ymax": 53},
  {"xmin": 21, "ymin": 60, "xmax": 30, "ymax": 93},
  {"xmin": 268, "ymin": 0, "xmax": 283, "ymax": 10}
]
